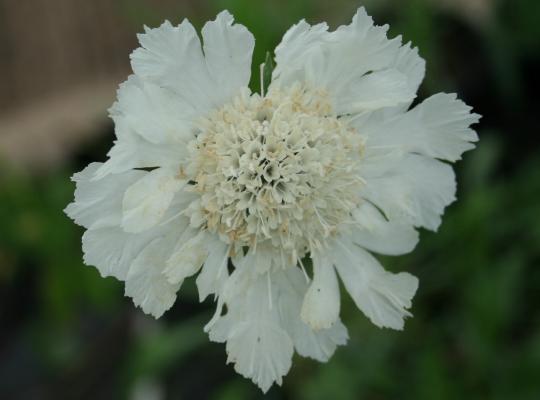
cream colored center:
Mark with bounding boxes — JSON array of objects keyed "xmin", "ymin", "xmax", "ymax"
[{"xmin": 186, "ymin": 84, "xmax": 364, "ymax": 265}]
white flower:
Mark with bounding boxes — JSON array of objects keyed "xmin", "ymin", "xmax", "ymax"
[{"xmin": 65, "ymin": 8, "xmax": 479, "ymax": 392}]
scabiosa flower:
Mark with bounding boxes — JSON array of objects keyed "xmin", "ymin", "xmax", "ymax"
[{"xmin": 65, "ymin": 8, "xmax": 479, "ymax": 392}]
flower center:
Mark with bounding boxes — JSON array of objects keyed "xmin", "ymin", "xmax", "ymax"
[{"xmin": 186, "ymin": 84, "xmax": 364, "ymax": 265}]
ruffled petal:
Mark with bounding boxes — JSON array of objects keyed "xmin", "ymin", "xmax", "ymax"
[
  {"xmin": 122, "ymin": 166, "xmax": 186, "ymax": 233},
  {"xmin": 331, "ymin": 239, "xmax": 418, "ymax": 330},
  {"xmin": 276, "ymin": 268, "xmax": 348, "ymax": 362},
  {"xmin": 124, "ymin": 234, "xmax": 182, "ymax": 318},
  {"xmin": 272, "ymin": 20, "xmax": 329, "ymax": 84},
  {"xmin": 65, "ymin": 163, "xmax": 144, "ymax": 230},
  {"xmin": 208, "ymin": 262, "xmax": 348, "ymax": 390},
  {"xmin": 81, "ymin": 226, "xmax": 154, "ymax": 280},
  {"xmin": 360, "ymin": 154, "xmax": 456, "ymax": 231},
  {"xmin": 130, "ymin": 13, "xmax": 253, "ymax": 114},
  {"xmin": 75, "ymin": 175, "xmax": 191, "ymax": 281},
  {"xmin": 195, "ymin": 239, "xmax": 229, "ymax": 301},
  {"xmin": 350, "ymin": 202, "xmax": 419, "ymax": 256},
  {"xmin": 94, "ymin": 118, "xmax": 189, "ymax": 179},
  {"xmin": 334, "ymin": 69, "xmax": 415, "ymax": 114},
  {"xmin": 202, "ymin": 10, "xmax": 255, "ymax": 105},
  {"xmin": 357, "ymin": 93, "xmax": 480, "ymax": 162},
  {"xmin": 239, "ymin": 243, "xmax": 280, "ymax": 274},
  {"xmin": 130, "ymin": 20, "xmax": 214, "ymax": 112},
  {"xmin": 207, "ymin": 267, "xmax": 293, "ymax": 393},
  {"xmin": 272, "ymin": 7, "xmax": 416, "ymax": 114},
  {"xmin": 111, "ymin": 75, "xmax": 197, "ymax": 144},
  {"xmin": 391, "ymin": 42, "xmax": 426, "ymax": 100},
  {"xmin": 225, "ymin": 319, "xmax": 293, "ymax": 393},
  {"xmin": 164, "ymin": 230, "xmax": 209, "ymax": 284},
  {"xmin": 301, "ymin": 253, "xmax": 341, "ymax": 330}
]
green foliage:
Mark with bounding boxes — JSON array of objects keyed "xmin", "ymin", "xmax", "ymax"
[{"xmin": 0, "ymin": 170, "xmax": 121, "ymax": 324}]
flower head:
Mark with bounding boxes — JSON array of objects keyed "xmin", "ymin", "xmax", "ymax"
[{"xmin": 65, "ymin": 8, "xmax": 479, "ymax": 392}]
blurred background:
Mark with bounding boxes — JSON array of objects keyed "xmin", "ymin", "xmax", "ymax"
[{"xmin": 1, "ymin": 0, "xmax": 539, "ymax": 399}]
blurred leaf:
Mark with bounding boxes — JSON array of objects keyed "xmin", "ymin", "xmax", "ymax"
[{"xmin": 127, "ymin": 314, "xmax": 210, "ymax": 380}]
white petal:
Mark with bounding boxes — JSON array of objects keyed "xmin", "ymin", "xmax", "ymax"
[
  {"xmin": 291, "ymin": 319, "xmax": 348, "ymax": 363},
  {"xmin": 94, "ymin": 119, "xmax": 188, "ymax": 179},
  {"xmin": 202, "ymin": 10, "xmax": 255, "ymax": 105},
  {"xmin": 130, "ymin": 14, "xmax": 253, "ymax": 114},
  {"xmin": 124, "ymin": 235, "xmax": 182, "ymax": 318},
  {"xmin": 354, "ymin": 145, "xmax": 404, "ymax": 180},
  {"xmin": 273, "ymin": 7, "xmax": 413, "ymax": 115},
  {"xmin": 112, "ymin": 75, "xmax": 196, "ymax": 144},
  {"xmin": 272, "ymin": 19, "xmax": 329, "ymax": 85},
  {"xmin": 410, "ymin": 93, "xmax": 480, "ymax": 161},
  {"xmin": 207, "ymin": 268, "xmax": 293, "ymax": 393},
  {"xmin": 360, "ymin": 154, "xmax": 456, "ymax": 231},
  {"xmin": 301, "ymin": 253, "xmax": 340, "ymax": 330},
  {"xmin": 334, "ymin": 69, "xmax": 415, "ymax": 114},
  {"xmin": 360, "ymin": 93, "xmax": 480, "ymax": 162},
  {"xmin": 326, "ymin": 8, "xmax": 401, "ymax": 78},
  {"xmin": 350, "ymin": 202, "xmax": 419, "ymax": 256},
  {"xmin": 82, "ymin": 207, "xmax": 190, "ymax": 283},
  {"xmin": 392, "ymin": 41, "xmax": 425, "ymax": 99},
  {"xmin": 130, "ymin": 20, "xmax": 214, "ymax": 112},
  {"xmin": 82, "ymin": 226, "xmax": 154, "ymax": 280},
  {"xmin": 207, "ymin": 311, "xmax": 234, "ymax": 343},
  {"xmin": 164, "ymin": 230, "xmax": 209, "ymax": 284},
  {"xmin": 375, "ymin": 41, "xmax": 426, "ymax": 118},
  {"xmin": 332, "ymin": 239, "xmax": 418, "ymax": 330},
  {"xmin": 122, "ymin": 166, "xmax": 186, "ymax": 233},
  {"xmin": 65, "ymin": 163, "xmax": 144, "ymax": 229},
  {"xmin": 196, "ymin": 239, "xmax": 229, "ymax": 301},
  {"xmin": 226, "ymin": 319, "xmax": 293, "ymax": 393},
  {"xmin": 218, "ymin": 256, "xmax": 253, "ymax": 303},
  {"xmin": 275, "ymin": 8, "xmax": 398, "ymax": 85},
  {"xmin": 240, "ymin": 243, "xmax": 278, "ymax": 274},
  {"xmin": 276, "ymin": 268, "xmax": 348, "ymax": 362}
]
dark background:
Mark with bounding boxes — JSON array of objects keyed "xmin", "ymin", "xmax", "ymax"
[{"xmin": 1, "ymin": 0, "xmax": 540, "ymax": 399}]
